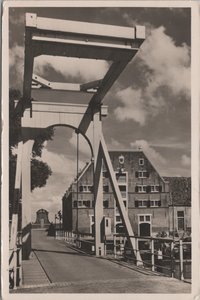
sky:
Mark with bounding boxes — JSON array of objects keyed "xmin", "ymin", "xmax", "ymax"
[{"xmin": 9, "ymin": 6, "xmax": 191, "ymax": 222}]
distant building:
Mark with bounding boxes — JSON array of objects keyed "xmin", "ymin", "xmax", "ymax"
[
  {"xmin": 62, "ymin": 150, "xmax": 191, "ymax": 238},
  {"xmin": 164, "ymin": 177, "xmax": 191, "ymax": 236},
  {"xmin": 33, "ymin": 208, "xmax": 50, "ymax": 228}
]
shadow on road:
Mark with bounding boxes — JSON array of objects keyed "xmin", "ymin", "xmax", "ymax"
[{"xmin": 32, "ymin": 248, "xmax": 90, "ymax": 256}]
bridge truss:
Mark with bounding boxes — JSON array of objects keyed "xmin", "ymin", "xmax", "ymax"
[{"xmin": 10, "ymin": 13, "xmax": 145, "ymax": 288}]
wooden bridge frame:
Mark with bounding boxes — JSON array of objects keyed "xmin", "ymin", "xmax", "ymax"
[{"xmin": 10, "ymin": 13, "xmax": 145, "ymax": 287}]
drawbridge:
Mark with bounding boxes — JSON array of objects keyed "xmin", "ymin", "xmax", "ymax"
[{"xmin": 9, "ymin": 13, "xmax": 145, "ymax": 288}]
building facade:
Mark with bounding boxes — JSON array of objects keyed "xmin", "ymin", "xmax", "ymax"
[
  {"xmin": 32, "ymin": 208, "xmax": 50, "ymax": 229},
  {"xmin": 62, "ymin": 150, "xmax": 191, "ymax": 238}
]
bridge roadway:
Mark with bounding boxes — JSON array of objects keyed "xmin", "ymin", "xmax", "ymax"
[{"xmin": 17, "ymin": 229, "xmax": 191, "ymax": 293}]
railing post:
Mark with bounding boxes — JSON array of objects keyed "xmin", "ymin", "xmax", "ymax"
[
  {"xmin": 151, "ymin": 239, "xmax": 155, "ymax": 271},
  {"xmin": 114, "ymin": 234, "xmax": 116, "ymax": 258},
  {"xmin": 104, "ymin": 236, "xmax": 107, "ymax": 256},
  {"xmin": 13, "ymin": 249, "xmax": 17, "ymax": 289},
  {"xmin": 170, "ymin": 241, "xmax": 174, "ymax": 278},
  {"xmin": 136, "ymin": 238, "xmax": 140, "ymax": 266},
  {"xmin": 18, "ymin": 247, "xmax": 22, "ymax": 286},
  {"xmin": 179, "ymin": 239, "xmax": 184, "ymax": 280}
]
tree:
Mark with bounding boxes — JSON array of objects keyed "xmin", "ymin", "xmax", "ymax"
[
  {"xmin": 31, "ymin": 159, "xmax": 52, "ymax": 191},
  {"xmin": 9, "ymin": 89, "xmax": 54, "ymax": 217}
]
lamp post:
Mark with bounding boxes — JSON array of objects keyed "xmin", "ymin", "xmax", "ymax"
[
  {"xmin": 171, "ymin": 192, "xmax": 175, "ymax": 240},
  {"xmin": 58, "ymin": 210, "xmax": 62, "ymax": 231}
]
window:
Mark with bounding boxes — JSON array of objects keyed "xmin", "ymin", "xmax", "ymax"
[
  {"xmin": 139, "ymin": 216, "xmax": 144, "ymax": 222},
  {"xmin": 103, "ymin": 171, "xmax": 108, "ymax": 178},
  {"xmin": 116, "ymin": 173, "xmax": 127, "ymax": 183},
  {"xmin": 139, "ymin": 158, "xmax": 144, "ymax": 165},
  {"xmin": 106, "ymin": 219, "xmax": 109, "ymax": 227},
  {"xmin": 177, "ymin": 211, "xmax": 184, "ymax": 230},
  {"xmin": 83, "ymin": 200, "xmax": 91, "ymax": 208},
  {"xmin": 103, "ymin": 185, "xmax": 109, "ymax": 193},
  {"xmin": 146, "ymin": 215, "xmax": 150, "ymax": 222},
  {"xmin": 138, "ymin": 171, "xmax": 148, "ymax": 178},
  {"xmin": 150, "ymin": 200, "xmax": 160, "ymax": 207},
  {"xmin": 123, "ymin": 200, "xmax": 127, "ymax": 207},
  {"xmin": 74, "ymin": 200, "xmax": 91, "ymax": 208},
  {"xmin": 137, "ymin": 200, "xmax": 148, "ymax": 207},
  {"xmin": 119, "ymin": 185, "xmax": 127, "ymax": 198},
  {"xmin": 79, "ymin": 185, "xmax": 93, "ymax": 193},
  {"xmin": 137, "ymin": 185, "xmax": 147, "ymax": 193},
  {"xmin": 151, "ymin": 185, "xmax": 160, "ymax": 193},
  {"xmin": 116, "ymin": 216, "xmax": 121, "ymax": 222},
  {"xmin": 139, "ymin": 215, "xmax": 151, "ymax": 223},
  {"xmin": 103, "ymin": 200, "xmax": 109, "ymax": 208}
]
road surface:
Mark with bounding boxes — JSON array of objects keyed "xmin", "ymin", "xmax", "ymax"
[{"xmin": 16, "ymin": 229, "xmax": 191, "ymax": 293}]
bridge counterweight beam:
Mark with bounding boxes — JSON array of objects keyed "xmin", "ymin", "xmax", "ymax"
[
  {"xmin": 92, "ymin": 112, "xmax": 104, "ymax": 256},
  {"xmin": 100, "ymin": 135, "xmax": 143, "ymax": 266},
  {"xmin": 23, "ymin": 28, "xmax": 34, "ymax": 109},
  {"xmin": 21, "ymin": 139, "xmax": 34, "ymax": 260}
]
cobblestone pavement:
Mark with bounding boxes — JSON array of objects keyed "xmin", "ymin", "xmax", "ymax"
[{"xmin": 12, "ymin": 229, "xmax": 191, "ymax": 294}]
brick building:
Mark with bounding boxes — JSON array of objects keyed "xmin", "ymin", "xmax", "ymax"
[
  {"xmin": 165, "ymin": 177, "xmax": 191, "ymax": 237},
  {"xmin": 62, "ymin": 150, "xmax": 191, "ymax": 238}
]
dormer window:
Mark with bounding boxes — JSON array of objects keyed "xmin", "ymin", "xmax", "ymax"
[{"xmin": 139, "ymin": 158, "xmax": 144, "ymax": 166}]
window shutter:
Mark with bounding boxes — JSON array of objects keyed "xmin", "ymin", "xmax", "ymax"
[
  {"xmin": 135, "ymin": 186, "xmax": 138, "ymax": 193},
  {"xmin": 159, "ymin": 185, "xmax": 162, "ymax": 192},
  {"xmin": 135, "ymin": 171, "xmax": 138, "ymax": 178},
  {"xmin": 158, "ymin": 200, "xmax": 161, "ymax": 207},
  {"xmin": 146, "ymin": 186, "xmax": 151, "ymax": 193},
  {"xmin": 135, "ymin": 200, "xmax": 138, "ymax": 207},
  {"xmin": 104, "ymin": 185, "xmax": 109, "ymax": 193}
]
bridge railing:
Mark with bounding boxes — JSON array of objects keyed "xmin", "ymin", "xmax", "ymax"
[
  {"xmin": 106, "ymin": 234, "xmax": 191, "ymax": 281},
  {"xmin": 9, "ymin": 246, "xmax": 22, "ymax": 289},
  {"xmin": 60, "ymin": 231, "xmax": 191, "ymax": 281},
  {"xmin": 62, "ymin": 231, "xmax": 95, "ymax": 253}
]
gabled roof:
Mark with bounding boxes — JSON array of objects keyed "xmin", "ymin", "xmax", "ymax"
[{"xmin": 109, "ymin": 149, "xmax": 167, "ymax": 184}]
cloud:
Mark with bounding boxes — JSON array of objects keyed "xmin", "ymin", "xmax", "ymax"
[
  {"xmin": 9, "ymin": 45, "xmax": 24, "ymax": 88},
  {"xmin": 39, "ymin": 148, "xmax": 85, "ymax": 175},
  {"xmin": 114, "ymin": 87, "xmax": 148, "ymax": 126},
  {"xmin": 108, "ymin": 138, "xmax": 123, "ymax": 149},
  {"xmin": 130, "ymin": 139, "xmax": 167, "ymax": 170},
  {"xmin": 31, "ymin": 147, "xmax": 87, "ymax": 222},
  {"xmin": 30, "ymin": 173, "xmax": 68, "ymax": 222},
  {"xmin": 181, "ymin": 154, "xmax": 191, "ymax": 166},
  {"xmin": 151, "ymin": 141, "xmax": 186, "ymax": 150},
  {"xmin": 9, "ymin": 44, "xmax": 109, "ymax": 89},
  {"xmin": 34, "ymin": 55, "xmax": 109, "ymax": 82},
  {"xmin": 114, "ymin": 26, "xmax": 190, "ymax": 125},
  {"xmin": 69, "ymin": 132, "xmax": 91, "ymax": 157},
  {"xmin": 140, "ymin": 26, "xmax": 190, "ymax": 96}
]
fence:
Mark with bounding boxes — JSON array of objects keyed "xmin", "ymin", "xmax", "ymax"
[
  {"xmin": 9, "ymin": 246, "xmax": 22, "ymax": 289},
  {"xmin": 57, "ymin": 230, "xmax": 95, "ymax": 253},
  {"xmin": 58, "ymin": 230, "xmax": 191, "ymax": 281},
  {"xmin": 107, "ymin": 234, "xmax": 191, "ymax": 280}
]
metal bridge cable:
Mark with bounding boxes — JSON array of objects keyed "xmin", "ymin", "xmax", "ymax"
[
  {"xmin": 76, "ymin": 131, "xmax": 79, "ymax": 233},
  {"xmin": 92, "ymin": 113, "xmax": 95, "ymax": 236}
]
